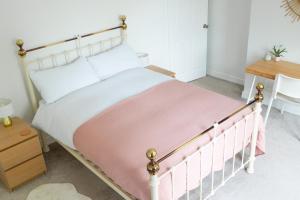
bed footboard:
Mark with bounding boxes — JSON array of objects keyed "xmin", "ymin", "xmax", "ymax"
[{"xmin": 146, "ymin": 83, "xmax": 264, "ymax": 200}]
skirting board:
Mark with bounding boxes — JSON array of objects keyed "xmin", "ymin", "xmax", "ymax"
[
  {"xmin": 176, "ymin": 68, "xmax": 207, "ymax": 82},
  {"xmin": 207, "ymin": 69, "xmax": 244, "ymax": 85}
]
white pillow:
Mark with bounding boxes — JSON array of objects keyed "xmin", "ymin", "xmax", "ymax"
[
  {"xmin": 30, "ymin": 57, "xmax": 99, "ymax": 104},
  {"xmin": 87, "ymin": 44, "xmax": 143, "ymax": 80}
]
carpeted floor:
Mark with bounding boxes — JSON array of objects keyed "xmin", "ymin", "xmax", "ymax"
[{"xmin": 1, "ymin": 76, "xmax": 299, "ymax": 200}]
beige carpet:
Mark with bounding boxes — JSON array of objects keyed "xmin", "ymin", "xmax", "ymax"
[
  {"xmin": 0, "ymin": 76, "xmax": 299, "ymax": 200},
  {"xmin": 26, "ymin": 183, "xmax": 91, "ymax": 200}
]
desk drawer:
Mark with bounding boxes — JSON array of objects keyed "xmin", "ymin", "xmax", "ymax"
[
  {"xmin": 0, "ymin": 136, "xmax": 42, "ymax": 171},
  {"xmin": 4, "ymin": 155, "xmax": 46, "ymax": 189}
]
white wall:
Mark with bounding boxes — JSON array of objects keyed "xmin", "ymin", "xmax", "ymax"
[
  {"xmin": 207, "ymin": 0, "xmax": 300, "ymax": 114},
  {"xmin": 246, "ymin": 0, "xmax": 300, "ymax": 66},
  {"xmin": 1, "ymin": 0, "xmax": 206, "ymax": 121},
  {"xmin": 243, "ymin": 0, "xmax": 300, "ymax": 114},
  {"xmin": 207, "ymin": 0, "xmax": 252, "ymax": 84}
]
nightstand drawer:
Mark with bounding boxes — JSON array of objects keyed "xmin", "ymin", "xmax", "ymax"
[
  {"xmin": 0, "ymin": 136, "xmax": 42, "ymax": 171},
  {"xmin": 3, "ymin": 155, "xmax": 46, "ymax": 189}
]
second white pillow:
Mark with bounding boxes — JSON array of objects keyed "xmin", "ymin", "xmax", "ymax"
[{"xmin": 87, "ymin": 44, "xmax": 143, "ymax": 80}]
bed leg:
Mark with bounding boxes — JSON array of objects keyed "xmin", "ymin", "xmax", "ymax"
[
  {"xmin": 40, "ymin": 132, "xmax": 50, "ymax": 153},
  {"xmin": 150, "ymin": 175, "xmax": 159, "ymax": 200},
  {"xmin": 247, "ymin": 83, "xmax": 264, "ymax": 174},
  {"xmin": 42, "ymin": 142, "xmax": 50, "ymax": 153},
  {"xmin": 147, "ymin": 149, "xmax": 160, "ymax": 200}
]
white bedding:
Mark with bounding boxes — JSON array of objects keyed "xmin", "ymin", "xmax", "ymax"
[{"xmin": 32, "ymin": 68, "xmax": 172, "ymax": 149}]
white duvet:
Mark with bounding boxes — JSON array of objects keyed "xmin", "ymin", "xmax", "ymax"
[{"xmin": 32, "ymin": 68, "xmax": 172, "ymax": 149}]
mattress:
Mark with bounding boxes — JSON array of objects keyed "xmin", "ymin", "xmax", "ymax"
[{"xmin": 32, "ymin": 68, "xmax": 172, "ymax": 148}]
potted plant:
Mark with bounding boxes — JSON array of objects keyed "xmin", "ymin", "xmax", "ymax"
[{"xmin": 270, "ymin": 45, "xmax": 287, "ymax": 62}]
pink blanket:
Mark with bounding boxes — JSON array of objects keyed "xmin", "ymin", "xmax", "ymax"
[{"xmin": 74, "ymin": 80, "xmax": 265, "ymax": 200}]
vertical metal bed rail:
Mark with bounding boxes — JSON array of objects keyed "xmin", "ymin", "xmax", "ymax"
[
  {"xmin": 170, "ymin": 168, "xmax": 175, "ymax": 200},
  {"xmin": 221, "ymin": 130, "xmax": 227, "ymax": 186},
  {"xmin": 146, "ymin": 83, "xmax": 264, "ymax": 200},
  {"xmin": 241, "ymin": 116, "xmax": 248, "ymax": 167},
  {"xmin": 231, "ymin": 124, "xmax": 238, "ymax": 177},
  {"xmin": 210, "ymin": 123, "xmax": 218, "ymax": 196},
  {"xmin": 185, "ymin": 157, "xmax": 190, "ymax": 200},
  {"xmin": 199, "ymin": 150, "xmax": 203, "ymax": 200}
]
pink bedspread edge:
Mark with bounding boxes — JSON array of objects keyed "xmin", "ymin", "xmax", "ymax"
[{"xmin": 74, "ymin": 80, "xmax": 265, "ymax": 200}]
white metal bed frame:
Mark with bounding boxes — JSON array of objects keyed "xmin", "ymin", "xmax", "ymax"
[{"xmin": 16, "ymin": 16, "xmax": 264, "ymax": 200}]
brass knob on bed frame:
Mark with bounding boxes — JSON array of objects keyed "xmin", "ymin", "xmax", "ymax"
[
  {"xmin": 119, "ymin": 15, "xmax": 127, "ymax": 30},
  {"xmin": 255, "ymin": 83, "xmax": 264, "ymax": 102},
  {"xmin": 146, "ymin": 148, "xmax": 160, "ymax": 175},
  {"xmin": 16, "ymin": 39, "xmax": 27, "ymax": 57}
]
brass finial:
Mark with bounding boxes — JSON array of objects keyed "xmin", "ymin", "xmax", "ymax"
[
  {"xmin": 119, "ymin": 15, "xmax": 127, "ymax": 30},
  {"xmin": 146, "ymin": 148, "xmax": 160, "ymax": 175},
  {"xmin": 16, "ymin": 39, "xmax": 27, "ymax": 57},
  {"xmin": 255, "ymin": 83, "xmax": 264, "ymax": 102}
]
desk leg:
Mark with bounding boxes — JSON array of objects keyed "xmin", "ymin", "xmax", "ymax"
[
  {"xmin": 281, "ymin": 104, "xmax": 285, "ymax": 114},
  {"xmin": 247, "ymin": 75, "xmax": 257, "ymax": 104}
]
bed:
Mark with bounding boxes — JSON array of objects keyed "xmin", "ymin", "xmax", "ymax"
[{"xmin": 15, "ymin": 16, "xmax": 265, "ymax": 200}]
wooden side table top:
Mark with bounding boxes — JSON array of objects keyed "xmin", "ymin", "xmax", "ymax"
[
  {"xmin": 0, "ymin": 118, "xmax": 37, "ymax": 152},
  {"xmin": 146, "ymin": 65, "xmax": 176, "ymax": 78},
  {"xmin": 245, "ymin": 60, "xmax": 300, "ymax": 80}
]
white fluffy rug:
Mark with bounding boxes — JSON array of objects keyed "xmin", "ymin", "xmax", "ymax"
[{"xmin": 26, "ymin": 183, "xmax": 92, "ymax": 200}]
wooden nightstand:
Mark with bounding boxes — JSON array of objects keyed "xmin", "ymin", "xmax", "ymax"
[
  {"xmin": 0, "ymin": 118, "xmax": 47, "ymax": 191},
  {"xmin": 146, "ymin": 65, "xmax": 176, "ymax": 78}
]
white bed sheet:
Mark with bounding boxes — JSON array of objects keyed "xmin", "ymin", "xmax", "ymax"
[{"xmin": 32, "ymin": 68, "xmax": 172, "ymax": 149}]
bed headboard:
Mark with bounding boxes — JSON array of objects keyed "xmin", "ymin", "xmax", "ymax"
[{"xmin": 16, "ymin": 15, "xmax": 127, "ymax": 114}]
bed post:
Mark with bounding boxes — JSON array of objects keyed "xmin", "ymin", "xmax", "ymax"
[
  {"xmin": 16, "ymin": 39, "xmax": 50, "ymax": 153},
  {"xmin": 120, "ymin": 15, "xmax": 127, "ymax": 42},
  {"xmin": 147, "ymin": 148, "xmax": 160, "ymax": 200},
  {"xmin": 16, "ymin": 40, "xmax": 38, "ymax": 111},
  {"xmin": 247, "ymin": 83, "xmax": 264, "ymax": 174}
]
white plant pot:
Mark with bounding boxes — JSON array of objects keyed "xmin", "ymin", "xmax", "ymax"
[
  {"xmin": 275, "ymin": 57, "xmax": 281, "ymax": 62},
  {"xmin": 265, "ymin": 54, "xmax": 272, "ymax": 61}
]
